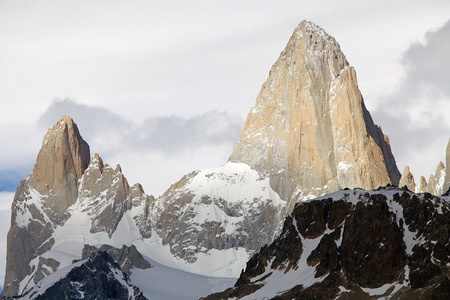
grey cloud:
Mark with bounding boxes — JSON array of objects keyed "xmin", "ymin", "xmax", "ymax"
[
  {"xmin": 127, "ymin": 111, "xmax": 243, "ymax": 154},
  {"xmin": 38, "ymin": 98, "xmax": 132, "ymax": 158},
  {"xmin": 402, "ymin": 19, "xmax": 450, "ymax": 96},
  {"xmin": 38, "ymin": 98, "xmax": 130, "ymax": 140},
  {"xmin": 38, "ymin": 98, "xmax": 243, "ymax": 157},
  {"xmin": 372, "ymin": 19, "xmax": 450, "ymax": 177}
]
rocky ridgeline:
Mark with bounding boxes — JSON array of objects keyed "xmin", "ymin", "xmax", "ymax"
[
  {"xmin": 205, "ymin": 187, "xmax": 450, "ymax": 299},
  {"xmin": 399, "ymin": 139, "xmax": 450, "ymax": 195}
]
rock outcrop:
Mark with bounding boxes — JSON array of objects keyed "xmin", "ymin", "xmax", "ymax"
[
  {"xmin": 229, "ymin": 20, "xmax": 400, "ymax": 210},
  {"xmin": 428, "ymin": 161, "xmax": 445, "ymax": 195},
  {"xmin": 205, "ymin": 187, "xmax": 450, "ymax": 299},
  {"xmin": 399, "ymin": 166, "xmax": 416, "ymax": 192},
  {"xmin": 417, "ymin": 176, "xmax": 428, "ymax": 193},
  {"xmin": 26, "ymin": 251, "xmax": 147, "ymax": 300},
  {"xmin": 80, "ymin": 244, "xmax": 152, "ymax": 276},
  {"xmin": 398, "ymin": 157, "xmax": 447, "ymax": 196}
]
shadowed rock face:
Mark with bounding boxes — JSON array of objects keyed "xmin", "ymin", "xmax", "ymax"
[
  {"xmin": 229, "ymin": 20, "xmax": 400, "ymax": 209},
  {"xmin": 81, "ymin": 244, "xmax": 152, "ymax": 276},
  {"xmin": 204, "ymin": 187, "xmax": 450, "ymax": 300},
  {"xmin": 30, "ymin": 251, "xmax": 147, "ymax": 300}
]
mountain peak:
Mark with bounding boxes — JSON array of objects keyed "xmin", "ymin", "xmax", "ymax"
[
  {"xmin": 33, "ymin": 115, "xmax": 90, "ymax": 204},
  {"xmin": 295, "ymin": 20, "xmax": 331, "ymax": 40},
  {"xmin": 229, "ymin": 20, "xmax": 399, "ymax": 206},
  {"xmin": 24, "ymin": 115, "xmax": 91, "ymax": 225}
]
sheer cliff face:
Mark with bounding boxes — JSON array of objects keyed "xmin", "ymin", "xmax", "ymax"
[
  {"xmin": 30, "ymin": 115, "xmax": 91, "ymax": 222},
  {"xmin": 229, "ymin": 21, "xmax": 400, "ymax": 206}
]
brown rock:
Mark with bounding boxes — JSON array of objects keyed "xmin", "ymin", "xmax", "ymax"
[
  {"xmin": 417, "ymin": 176, "xmax": 428, "ymax": 193},
  {"xmin": 31, "ymin": 116, "xmax": 90, "ymax": 219},
  {"xmin": 399, "ymin": 166, "xmax": 416, "ymax": 192},
  {"xmin": 428, "ymin": 161, "xmax": 445, "ymax": 195}
]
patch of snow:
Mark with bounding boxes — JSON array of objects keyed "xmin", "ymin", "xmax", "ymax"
[
  {"xmin": 14, "ymin": 188, "xmax": 50, "ymax": 228},
  {"xmin": 185, "ymin": 162, "xmax": 284, "ymax": 207},
  {"xmin": 243, "ymin": 222, "xmax": 327, "ymax": 299},
  {"xmin": 130, "ymin": 256, "xmax": 235, "ymax": 300},
  {"xmin": 134, "ymin": 230, "xmax": 249, "ymax": 278},
  {"xmin": 337, "ymin": 161, "xmax": 352, "ymax": 172}
]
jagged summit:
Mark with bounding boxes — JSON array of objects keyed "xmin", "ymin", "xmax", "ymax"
[
  {"xmin": 291, "ymin": 20, "xmax": 349, "ymax": 78},
  {"xmin": 229, "ymin": 20, "xmax": 400, "ymax": 208},
  {"xmin": 399, "ymin": 165, "xmax": 416, "ymax": 191},
  {"xmin": 32, "ymin": 115, "xmax": 90, "ymax": 219}
]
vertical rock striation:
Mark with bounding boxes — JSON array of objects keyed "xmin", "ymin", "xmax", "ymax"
[{"xmin": 229, "ymin": 20, "xmax": 400, "ymax": 210}]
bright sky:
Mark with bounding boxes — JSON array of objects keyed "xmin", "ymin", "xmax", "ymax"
[{"xmin": 0, "ymin": 0, "xmax": 450, "ymax": 288}]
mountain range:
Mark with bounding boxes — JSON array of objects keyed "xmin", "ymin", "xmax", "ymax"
[{"xmin": 2, "ymin": 20, "xmax": 450, "ymax": 300}]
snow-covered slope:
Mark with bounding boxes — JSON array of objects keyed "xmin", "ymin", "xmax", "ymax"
[
  {"xmin": 17, "ymin": 248, "xmax": 235, "ymax": 300},
  {"xmin": 153, "ymin": 162, "xmax": 286, "ymax": 270}
]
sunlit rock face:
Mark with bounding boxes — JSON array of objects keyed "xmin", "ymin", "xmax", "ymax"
[{"xmin": 229, "ymin": 20, "xmax": 400, "ymax": 210}]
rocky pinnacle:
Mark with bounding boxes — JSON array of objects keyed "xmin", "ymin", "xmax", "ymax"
[{"xmin": 229, "ymin": 20, "xmax": 400, "ymax": 209}]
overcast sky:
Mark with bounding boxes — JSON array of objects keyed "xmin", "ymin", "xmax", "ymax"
[{"xmin": 0, "ymin": 0, "xmax": 450, "ymax": 288}]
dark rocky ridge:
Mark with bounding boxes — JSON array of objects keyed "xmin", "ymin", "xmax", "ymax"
[
  {"xmin": 204, "ymin": 187, "xmax": 450, "ymax": 299},
  {"xmin": 80, "ymin": 244, "xmax": 152, "ymax": 276},
  {"xmin": 28, "ymin": 251, "xmax": 146, "ymax": 300}
]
